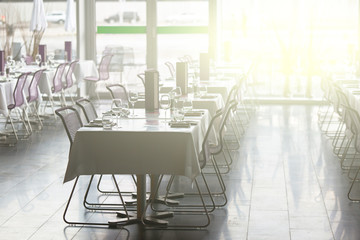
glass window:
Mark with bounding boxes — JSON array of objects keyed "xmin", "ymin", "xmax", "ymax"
[
  {"xmin": 157, "ymin": 0, "xmax": 208, "ymax": 79},
  {"xmin": 0, "ymin": 1, "xmax": 76, "ymax": 61},
  {"xmin": 219, "ymin": 0, "xmax": 358, "ymax": 98},
  {"xmin": 96, "ymin": 0, "xmax": 147, "ymax": 93}
]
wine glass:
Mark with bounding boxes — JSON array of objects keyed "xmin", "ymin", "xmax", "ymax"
[
  {"xmin": 128, "ymin": 91, "xmax": 138, "ymax": 118},
  {"xmin": 35, "ymin": 54, "xmax": 42, "ymax": 67},
  {"xmin": 199, "ymin": 85, "xmax": 207, "ymax": 96},
  {"xmin": 6, "ymin": 56, "xmax": 12, "ymax": 66},
  {"xmin": 111, "ymin": 99, "xmax": 122, "ymax": 129},
  {"xmin": 48, "ymin": 53, "xmax": 54, "ymax": 67},
  {"xmin": 20, "ymin": 55, "xmax": 26, "ymax": 67},
  {"xmin": 120, "ymin": 102, "xmax": 129, "ymax": 118},
  {"xmin": 173, "ymin": 87, "xmax": 182, "ymax": 99},
  {"xmin": 160, "ymin": 94, "xmax": 171, "ymax": 123}
]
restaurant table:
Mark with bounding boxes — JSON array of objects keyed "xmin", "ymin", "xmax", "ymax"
[
  {"xmin": 159, "ymin": 78, "xmax": 236, "ymax": 102},
  {"xmin": 63, "ymin": 109, "xmax": 210, "ymax": 224},
  {"xmin": 191, "ymin": 93, "xmax": 225, "ymax": 117},
  {"xmin": 0, "ymin": 79, "xmax": 16, "ymax": 116}
]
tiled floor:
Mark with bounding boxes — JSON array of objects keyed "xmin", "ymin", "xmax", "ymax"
[{"xmin": 0, "ymin": 104, "xmax": 360, "ymax": 240}]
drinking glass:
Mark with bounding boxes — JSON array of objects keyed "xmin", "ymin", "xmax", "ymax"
[
  {"xmin": 173, "ymin": 108, "xmax": 185, "ymax": 122},
  {"xmin": 6, "ymin": 56, "xmax": 12, "ymax": 66},
  {"xmin": 102, "ymin": 112, "xmax": 113, "ymax": 130},
  {"xmin": 48, "ymin": 53, "xmax": 54, "ymax": 67},
  {"xmin": 128, "ymin": 91, "xmax": 138, "ymax": 118},
  {"xmin": 160, "ymin": 94, "xmax": 171, "ymax": 123},
  {"xmin": 121, "ymin": 102, "xmax": 129, "ymax": 118},
  {"xmin": 111, "ymin": 99, "xmax": 122, "ymax": 128},
  {"xmin": 199, "ymin": 86, "xmax": 207, "ymax": 96},
  {"xmin": 35, "ymin": 54, "xmax": 42, "ymax": 66},
  {"xmin": 183, "ymin": 99, "xmax": 193, "ymax": 113},
  {"xmin": 20, "ymin": 56, "xmax": 25, "ymax": 67},
  {"xmin": 173, "ymin": 87, "xmax": 182, "ymax": 99}
]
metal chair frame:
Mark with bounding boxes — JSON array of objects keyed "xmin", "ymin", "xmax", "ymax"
[{"xmin": 55, "ymin": 106, "xmax": 134, "ymax": 226}]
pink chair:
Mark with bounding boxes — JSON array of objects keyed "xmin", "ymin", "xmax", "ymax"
[
  {"xmin": 6, "ymin": 72, "xmax": 31, "ymax": 141},
  {"xmin": 44, "ymin": 63, "xmax": 67, "ymax": 115},
  {"xmin": 83, "ymin": 54, "xmax": 113, "ymax": 100},
  {"xmin": 27, "ymin": 69, "xmax": 45, "ymax": 127},
  {"xmin": 63, "ymin": 60, "xmax": 79, "ymax": 104}
]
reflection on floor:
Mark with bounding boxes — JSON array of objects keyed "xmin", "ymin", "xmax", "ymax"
[{"xmin": 0, "ymin": 104, "xmax": 359, "ymax": 240}]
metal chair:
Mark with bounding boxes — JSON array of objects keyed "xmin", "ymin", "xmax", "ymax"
[
  {"xmin": 55, "ymin": 106, "xmax": 134, "ymax": 226},
  {"xmin": 344, "ymin": 106, "xmax": 360, "ymax": 201},
  {"xmin": 5, "ymin": 72, "xmax": 32, "ymax": 141},
  {"xmin": 26, "ymin": 69, "xmax": 45, "ymax": 127},
  {"xmin": 164, "ymin": 61, "xmax": 175, "ymax": 79},
  {"xmin": 137, "ymin": 73, "xmax": 145, "ymax": 87},
  {"xmin": 43, "ymin": 63, "xmax": 67, "ymax": 116},
  {"xmin": 75, "ymin": 98, "xmax": 98, "ymax": 123},
  {"xmin": 106, "ymin": 84, "xmax": 129, "ymax": 105},
  {"xmin": 142, "ymin": 105, "xmax": 238, "ymax": 229},
  {"xmin": 83, "ymin": 54, "xmax": 113, "ymax": 100},
  {"xmin": 63, "ymin": 60, "xmax": 79, "ymax": 105}
]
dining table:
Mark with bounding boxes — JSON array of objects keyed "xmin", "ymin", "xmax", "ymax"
[
  {"xmin": 0, "ymin": 60, "xmax": 98, "ymax": 117},
  {"xmin": 63, "ymin": 108, "xmax": 210, "ymax": 225}
]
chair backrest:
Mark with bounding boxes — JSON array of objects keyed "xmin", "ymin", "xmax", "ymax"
[
  {"xmin": 137, "ymin": 73, "xmax": 145, "ymax": 86},
  {"xmin": 224, "ymin": 84, "xmax": 239, "ymax": 109},
  {"xmin": 164, "ymin": 62, "xmax": 175, "ymax": 79},
  {"xmin": 65, "ymin": 60, "xmax": 79, "ymax": 89},
  {"xmin": 52, "ymin": 63, "xmax": 67, "ymax": 93},
  {"xmin": 55, "ymin": 106, "xmax": 83, "ymax": 146},
  {"xmin": 10, "ymin": 72, "xmax": 30, "ymax": 109},
  {"xmin": 27, "ymin": 69, "xmax": 45, "ymax": 103},
  {"xmin": 106, "ymin": 84, "xmax": 129, "ymax": 104},
  {"xmin": 98, "ymin": 54, "xmax": 113, "ymax": 81},
  {"xmin": 75, "ymin": 98, "xmax": 98, "ymax": 123},
  {"xmin": 335, "ymin": 89, "xmax": 350, "ymax": 118},
  {"xmin": 200, "ymin": 101, "xmax": 237, "ymax": 168},
  {"xmin": 345, "ymin": 106, "xmax": 360, "ymax": 153}
]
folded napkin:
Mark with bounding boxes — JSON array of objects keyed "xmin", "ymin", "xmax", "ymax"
[
  {"xmin": 183, "ymin": 120, "xmax": 198, "ymax": 125},
  {"xmin": 200, "ymin": 95, "xmax": 217, "ymax": 99},
  {"xmin": 91, "ymin": 119, "xmax": 102, "ymax": 124},
  {"xmin": 184, "ymin": 111, "xmax": 203, "ymax": 117},
  {"xmin": 85, "ymin": 121, "xmax": 116, "ymax": 127},
  {"xmin": 169, "ymin": 122, "xmax": 191, "ymax": 128}
]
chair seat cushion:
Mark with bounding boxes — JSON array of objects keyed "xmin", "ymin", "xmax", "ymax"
[
  {"xmin": 7, "ymin": 104, "xmax": 15, "ymax": 110},
  {"xmin": 83, "ymin": 76, "xmax": 99, "ymax": 82}
]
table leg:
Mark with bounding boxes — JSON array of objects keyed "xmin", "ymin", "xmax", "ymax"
[{"xmin": 136, "ymin": 174, "xmax": 146, "ymax": 219}]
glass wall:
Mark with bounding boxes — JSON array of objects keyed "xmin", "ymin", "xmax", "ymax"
[
  {"xmin": 219, "ymin": 0, "xmax": 359, "ymax": 99},
  {"xmin": 96, "ymin": 0, "xmax": 208, "ymax": 92},
  {"xmin": 0, "ymin": 1, "xmax": 76, "ymax": 61},
  {"xmin": 96, "ymin": 0, "xmax": 147, "ymax": 92},
  {"xmin": 157, "ymin": 0, "xmax": 208, "ymax": 79}
]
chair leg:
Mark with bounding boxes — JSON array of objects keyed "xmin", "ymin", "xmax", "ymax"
[
  {"xmin": 7, "ymin": 111, "xmax": 18, "ymax": 141},
  {"xmin": 63, "ymin": 175, "xmax": 135, "ymax": 226}
]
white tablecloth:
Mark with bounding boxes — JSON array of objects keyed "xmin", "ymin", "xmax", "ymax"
[
  {"xmin": 64, "ymin": 110, "xmax": 210, "ymax": 183},
  {"xmin": 0, "ymin": 81, "xmax": 16, "ymax": 116},
  {"xmin": 192, "ymin": 93, "xmax": 225, "ymax": 117}
]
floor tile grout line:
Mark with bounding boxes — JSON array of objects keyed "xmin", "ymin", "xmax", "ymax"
[
  {"xmin": 309, "ymin": 108, "xmax": 336, "ymax": 240},
  {"xmin": 0, "ymin": 174, "xmax": 65, "ymax": 227}
]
